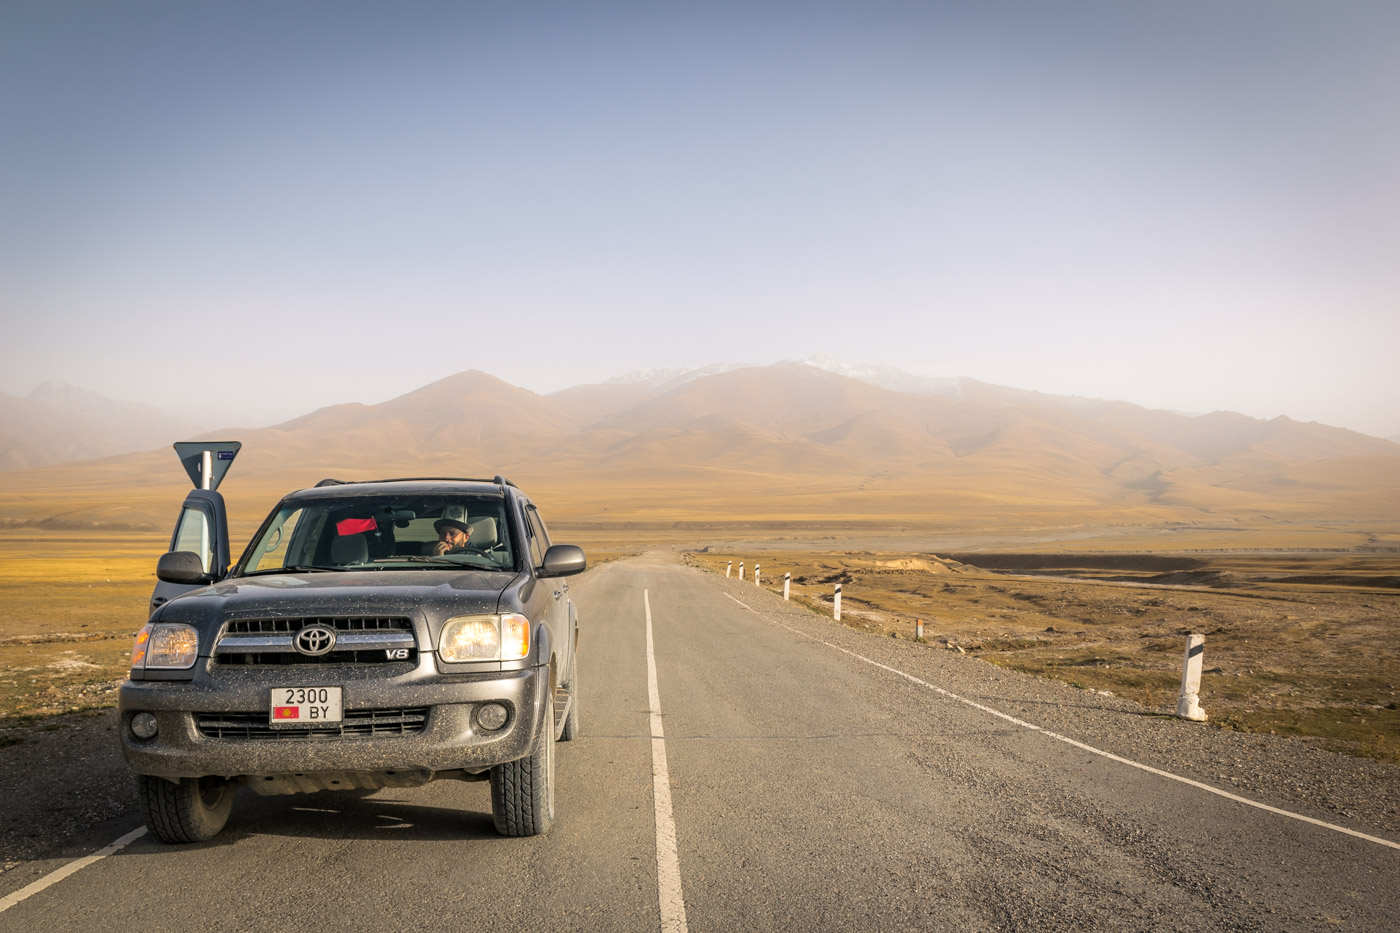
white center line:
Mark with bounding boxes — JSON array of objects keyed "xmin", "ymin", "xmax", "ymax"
[
  {"xmin": 724, "ymin": 592, "xmax": 1400, "ymax": 853},
  {"xmin": 0, "ymin": 826, "xmax": 147, "ymax": 914},
  {"xmin": 646, "ymin": 589, "xmax": 689, "ymax": 933}
]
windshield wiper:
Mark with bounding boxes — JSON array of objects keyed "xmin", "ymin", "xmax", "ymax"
[
  {"xmin": 369, "ymin": 556, "xmax": 468, "ymax": 567},
  {"xmin": 243, "ymin": 564, "xmax": 343, "ymax": 576}
]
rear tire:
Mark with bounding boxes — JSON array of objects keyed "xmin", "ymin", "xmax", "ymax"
[
  {"xmin": 489, "ymin": 704, "xmax": 556, "ymax": 836},
  {"xmin": 138, "ymin": 775, "xmax": 234, "ymax": 843}
]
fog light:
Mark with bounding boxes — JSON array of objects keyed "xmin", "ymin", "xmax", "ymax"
[
  {"xmin": 477, "ymin": 703, "xmax": 508, "ymax": 731},
  {"xmin": 130, "ymin": 713, "xmax": 158, "ymax": 740}
]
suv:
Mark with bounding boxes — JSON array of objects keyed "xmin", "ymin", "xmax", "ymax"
[{"xmin": 119, "ymin": 472, "xmax": 584, "ymax": 843}]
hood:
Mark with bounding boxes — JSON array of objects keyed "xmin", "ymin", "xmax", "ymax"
[{"xmin": 155, "ymin": 568, "xmax": 519, "ymax": 629}]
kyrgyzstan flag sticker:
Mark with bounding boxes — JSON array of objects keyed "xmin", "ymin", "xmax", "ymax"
[{"xmin": 273, "ymin": 706, "xmax": 300, "ymax": 720}]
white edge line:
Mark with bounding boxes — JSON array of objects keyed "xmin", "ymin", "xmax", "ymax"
[
  {"xmin": 646, "ymin": 589, "xmax": 689, "ymax": 933},
  {"xmin": 724, "ymin": 592, "xmax": 1400, "ymax": 852},
  {"xmin": 0, "ymin": 826, "xmax": 147, "ymax": 914}
]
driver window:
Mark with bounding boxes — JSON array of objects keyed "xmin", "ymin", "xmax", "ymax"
[
  {"xmin": 526, "ymin": 506, "xmax": 549, "ymax": 568},
  {"xmin": 172, "ymin": 507, "xmax": 212, "ymax": 574}
]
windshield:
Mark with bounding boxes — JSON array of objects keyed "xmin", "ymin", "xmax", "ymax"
[{"xmin": 238, "ymin": 494, "xmax": 516, "ymax": 575}]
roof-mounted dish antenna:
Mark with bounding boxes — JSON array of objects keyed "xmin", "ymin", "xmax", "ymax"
[{"xmin": 173, "ymin": 441, "xmax": 242, "ymax": 491}]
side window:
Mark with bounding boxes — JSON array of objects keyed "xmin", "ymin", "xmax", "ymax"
[
  {"xmin": 527, "ymin": 506, "xmax": 552, "ymax": 548},
  {"xmin": 526, "ymin": 505, "xmax": 550, "ymax": 568},
  {"xmin": 172, "ymin": 506, "xmax": 212, "ymax": 573}
]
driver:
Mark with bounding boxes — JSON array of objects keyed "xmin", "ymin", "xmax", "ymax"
[{"xmin": 433, "ymin": 505, "xmax": 474, "ymax": 555}]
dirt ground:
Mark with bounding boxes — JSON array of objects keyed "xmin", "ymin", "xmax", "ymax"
[{"xmin": 684, "ymin": 549, "xmax": 1400, "ymax": 762}]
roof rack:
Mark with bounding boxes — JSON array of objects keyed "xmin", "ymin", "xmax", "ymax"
[{"xmin": 312, "ymin": 476, "xmax": 516, "ymax": 488}]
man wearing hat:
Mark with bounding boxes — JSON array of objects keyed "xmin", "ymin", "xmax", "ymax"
[{"xmin": 433, "ymin": 504, "xmax": 475, "ymax": 556}]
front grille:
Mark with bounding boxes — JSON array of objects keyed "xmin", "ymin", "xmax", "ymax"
[
  {"xmin": 224, "ymin": 617, "xmax": 410, "ymax": 635},
  {"xmin": 195, "ymin": 707, "xmax": 430, "ymax": 740},
  {"xmin": 214, "ymin": 617, "xmax": 416, "ymax": 666}
]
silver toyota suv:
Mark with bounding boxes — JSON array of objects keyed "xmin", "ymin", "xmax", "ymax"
[{"xmin": 119, "ymin": 459, "xmax": 583, "ymax": 843}]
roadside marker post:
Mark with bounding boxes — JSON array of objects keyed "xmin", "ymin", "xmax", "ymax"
[
  {"xmin": 754, "ymin": 564, "xmax": 760, "ymax": 586},
  {"xmin": 1176, "ymin": 634, "xmax": 1208, "ymax": 721},
  {"xmin": 834, "ymin": 584, "xmax": 842, "ymax": 621},
  {"xmin": 783, "ymin": 573, "xmax": 790, "ymax": 600},
  {"xmin": 739, "ymin": 561, "xmax": 745, "ymax": 581},
  {"xmin": 915, "ymin": 619, "xmax": 924, "ymax": 640},
  {"xmin": 726, "ymin": 561, "xmax": 732, "ymax": 578}
]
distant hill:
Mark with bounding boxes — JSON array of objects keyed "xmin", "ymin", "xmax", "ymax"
[
  {"xmin": 0, "ymin": 380, "xmax": 198, "ymax": 471},
  {"xmin": 1, "ymin": 364, "xmax": 1396, "ymax": 534}
]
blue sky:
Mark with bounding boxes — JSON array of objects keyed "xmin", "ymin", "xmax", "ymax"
[{"xmin": 3, "ymin": 1, "xmax": 1397, "ymax": 437}]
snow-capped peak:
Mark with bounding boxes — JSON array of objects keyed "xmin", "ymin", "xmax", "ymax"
[{"xmin": 797, "ymin": 354, "xmax": 965, "ymax": 398}]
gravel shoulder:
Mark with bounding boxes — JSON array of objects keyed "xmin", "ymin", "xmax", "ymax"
[{"xmin": 0, "ymin": 709, "xmax": 140, "ymax": 877}]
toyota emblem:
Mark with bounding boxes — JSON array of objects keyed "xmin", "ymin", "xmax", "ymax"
[{"xmin": 294, "ymin": 625, "xmax": 337, "ymax": 656}]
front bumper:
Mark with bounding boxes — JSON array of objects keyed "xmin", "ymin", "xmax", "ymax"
[{"xmin": 118, "ymin": 663, "xmax": 550, "ymax": 781}]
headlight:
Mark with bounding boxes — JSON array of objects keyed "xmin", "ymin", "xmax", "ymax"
[
  {"xmin": 440, "ymin": 613, "xmax": 530, "ymax": 662},
  {"xmin": 132, "ymin": 623, "xmax": 200, "ymax": 670}
]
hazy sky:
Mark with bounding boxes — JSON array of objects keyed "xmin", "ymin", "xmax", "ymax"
[{"xmin": 3, "ymin": 2, "xmax": 1397, "ymax": 437}]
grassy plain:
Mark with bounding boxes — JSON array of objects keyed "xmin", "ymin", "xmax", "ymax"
[{"xmin": 0, "ymin": 530, "xmax": 163, "ymax": 726}]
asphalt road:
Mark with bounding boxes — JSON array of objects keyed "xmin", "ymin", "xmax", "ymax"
[{"xmin": 1, "ymin": 553, "xmax": 1396, "ymax": 932}]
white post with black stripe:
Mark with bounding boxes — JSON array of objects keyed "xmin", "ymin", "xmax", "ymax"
[
  {"xmin": 783, "ymin": 573, "xmax": 791, "ymax": 600},
  {"xmin": 1176, "ymin": 634, "xmax": 1208, "ymax": 721},
  {"xmin": 754, "ymin": 563, "xmax": 760, "ymax": 586},
  {"xmin": 726, "ymin": 561, "xmax": 732, "ymax": 578},
  {"xmin": 834, "ymin": 583, "xmax": 842, "ymax": 621},
  {"xmin": 738, "ymin": 561, "xmax": 744, "ymax": 581}
]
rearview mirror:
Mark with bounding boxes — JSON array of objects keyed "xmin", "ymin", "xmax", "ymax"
[
  {"xmin": 540, "ymin": 544, "xmax": 586, "ymax": 577},
  {"xmin": 157, "ymin": 550, "xmax": 213, "ymax": 585}
]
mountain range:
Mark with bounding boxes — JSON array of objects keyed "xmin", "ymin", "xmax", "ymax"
[
  {"xmin": 0, "ymin": 360, "xmax": 1396, "ymax": 533},
  {"xmin": 0, "ymin": 380, "xmax": 199, "ymax": 471}
]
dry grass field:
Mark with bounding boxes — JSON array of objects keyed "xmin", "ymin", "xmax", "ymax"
[
  {"xmin": 684, "ymin": 547, "xmax": 1400, "ymax": 761},
  {"xmin": 0, "ymin": 530, "xmax": 164, "ymax": 730}
]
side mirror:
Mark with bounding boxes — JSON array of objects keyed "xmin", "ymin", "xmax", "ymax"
[
  {"xmin": 157, "ymin": 551, "xmax": 213, "ymax": 585},
  {"xmin": 540, "ymin": 544, "xmax": 586, "ymax": 577}
]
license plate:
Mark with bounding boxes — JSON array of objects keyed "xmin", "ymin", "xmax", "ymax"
[{"xmin": 269, "ymin": 686, "xmax": 342, "ymax": 727}]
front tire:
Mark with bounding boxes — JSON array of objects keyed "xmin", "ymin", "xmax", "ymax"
[
  {"xmin": 489, "ymin": 705, "xmax": 556, "ymax": 836},
  {"xmin": 138, "ymin": 775, "xmax": 234, "ymax": 843}
]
